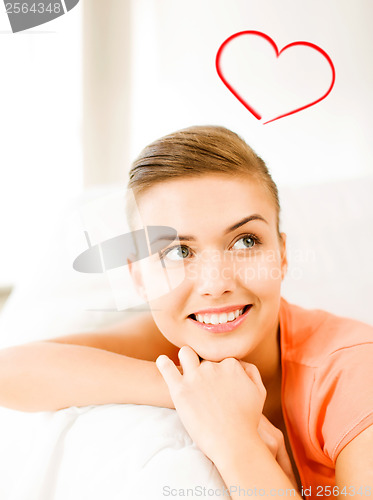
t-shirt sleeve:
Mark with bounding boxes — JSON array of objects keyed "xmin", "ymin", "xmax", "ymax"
[{"xmin": 309, "ymin": 343, "xmax": 373, "ymax": 465}]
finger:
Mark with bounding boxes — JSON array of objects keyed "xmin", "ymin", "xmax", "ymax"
[
  {"xmin": 239, "ymin": 361, "xmax": 266, "ymax": 396},
  {"xmin": 178, "ymin": 345, "xmax": 201, "ymax": 374},
  {"xmin": 239, "ymin": 360, "xmax": 264, "ymax": 387},
  {"xmin": 156, "ymin": 355, "xmax": 183, "ymax": 390}
]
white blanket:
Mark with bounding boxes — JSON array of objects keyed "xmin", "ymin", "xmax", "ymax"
[{"xmin": 0, "ymin": 404, "xmax": 226, "ymax": 500}]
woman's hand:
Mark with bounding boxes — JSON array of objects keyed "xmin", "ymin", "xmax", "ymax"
[
  {"xmin": 157, "ymin": 347, "xmax": 297, "ymax": 487},
  {"xmin": 156, "ymin": 345, "xmax": 267, "ymax": 464}
]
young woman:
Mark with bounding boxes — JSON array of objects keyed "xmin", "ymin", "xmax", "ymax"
[{"xmin": 0, "ymin": 126, "xmax": 372, "ymax": 499}]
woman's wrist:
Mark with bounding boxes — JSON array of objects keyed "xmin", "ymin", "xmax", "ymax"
[
  {"xmin": 212, "ymin": 431, "xmax": 302, "ymax": 500},
  {"xmin": 211, "ymin": 429, "xmax": 264, "ymax": 472}
]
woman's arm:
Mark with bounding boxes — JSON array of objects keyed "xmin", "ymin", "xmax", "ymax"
[
  {"xmin": 335, "ymin": 424, "xmax": 373, "ymax": 498},
  {"xmin": 45, "ymin": 311, "xmax": 179, "ymax": 362},
  {"xmin": 213, "ymin": 433, "xmax": 301, "ymax": 499},
  {"xmin": 0, "ymin": 312, "xmax": 179, "ymax": 412}
]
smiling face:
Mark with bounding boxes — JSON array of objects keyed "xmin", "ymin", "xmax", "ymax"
[{"xmin": 130, "ymin": 174, "xmax": 287, "ymax": 369}]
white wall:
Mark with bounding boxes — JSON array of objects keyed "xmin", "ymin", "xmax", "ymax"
[
  {"xmin": 0, "ymin": 4, "xmax": 83, "ymax": 288},
  {"xmin": 129, "ymin": 0, "xmax": 373, "ymax": 187}
]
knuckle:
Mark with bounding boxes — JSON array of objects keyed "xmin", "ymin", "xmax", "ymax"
[
  {"xmin": 261, "ymin": 432, "xmax": 277, "ymax": 454},
  {"xmin": 173, "ymin": 381, "xmax": 188, "ymax": 396},
  {"xmin": 200, "ymin": 360, "xmax": 214, "ymax": 370},
  {"xmin": 221, "ymin": 357, "xmax": 239, "ymax": 367},
  {"xmin": 251, "ymin": 363, "xmax": 262, "ymax": 377},
  {"xmin": 244, "ymin": 361, "xmax": 256, "ymax": 370},
  {"xmin": 268, "ymin": 434, "xmax": 277, "ymax": 448},
  {"xmin": 244, "ymin": 362, "xmax": 261, "ymax": 379},
  {"xmin": 268, "ymin": 440, "xmax": 277, "ymax": 454},
  {"xmin": 275, "ymin": 428, "xmax": 285, "ymax": 443}
]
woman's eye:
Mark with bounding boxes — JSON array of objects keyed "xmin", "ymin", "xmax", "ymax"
[
  {"xmin": 232, "ymin": 235, "xmax": 257, "ymax": 250},
  {"xmin": 163, "ymin": 245, "xmax": 191, "ymax": 261}
]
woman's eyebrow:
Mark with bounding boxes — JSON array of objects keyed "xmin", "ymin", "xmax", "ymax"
[
  {"xmin": 151, "ymin": 234, "xmax": 195, "ymax": 243},
  {"xmin": 149, "ymin": 214, "xmax": 268, "ymax": 245},
  {"xmin": 225, "ymin": 214, "xmax": 268, "ymax": 233},
  {"xmin": 148, "ymin": 232, "xmax": 195, "ymax": 245}
]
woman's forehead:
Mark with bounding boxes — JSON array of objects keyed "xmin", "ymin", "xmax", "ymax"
[{"xmin": 135, "ymin": 175, "xmax": 276, "ymax": 231}]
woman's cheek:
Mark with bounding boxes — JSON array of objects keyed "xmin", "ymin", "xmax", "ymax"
[
  {"xmin": 237, "ymin": 250, "xmax": 283, "ymax": 295},
  {"xmin": 145, "ymin": 266, "xmax": 190, "ymax": 342}
]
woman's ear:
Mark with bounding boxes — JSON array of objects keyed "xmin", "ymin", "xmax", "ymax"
[
  {"xmin": 279, "ymin": 232, "xmax": 288, "ymax": 280},
  {"xmin": 127, "ymin": 257, "xmax": 147, "ymax": 301}
]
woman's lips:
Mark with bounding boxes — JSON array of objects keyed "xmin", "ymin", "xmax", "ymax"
[{"xmin": 187, "ymin": 304, "xmax": 253, "ymax": 333}]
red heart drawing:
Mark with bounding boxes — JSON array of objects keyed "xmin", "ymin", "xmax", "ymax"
[{"xmin": 215, "ymin": 31, "xmax": 335, "ymax": 124}]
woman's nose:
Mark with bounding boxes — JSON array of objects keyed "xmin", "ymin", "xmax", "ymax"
[{"xmin": 193, "ymin": 251, "xmax": 236, "ymax": 297}]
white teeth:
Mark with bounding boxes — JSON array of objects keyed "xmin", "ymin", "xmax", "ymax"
[
  {"xmin": 218, "ymin": 313, "xmax": 228, "ymax": 324},
  {"xmin": 193, "ymin": 307, "xmax": 248, "ymax": 325},
  {"xmin": 210, "ymin": 314, "xmax": 219, "ymax": 325}
]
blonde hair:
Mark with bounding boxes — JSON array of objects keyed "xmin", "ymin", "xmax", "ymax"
[{"xmin": 127, "ymin": 125, "xmax": 281, "ymax": 233}]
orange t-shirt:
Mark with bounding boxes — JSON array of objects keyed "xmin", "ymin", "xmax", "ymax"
[{"xmin": 279, "ymin": 298, "xmax": 373, "ymax": 497}]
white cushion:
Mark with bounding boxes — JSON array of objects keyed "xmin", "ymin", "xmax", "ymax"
[{"xmin": 1, "ymin": 405, "xmax": 225, "ymax": 500}]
